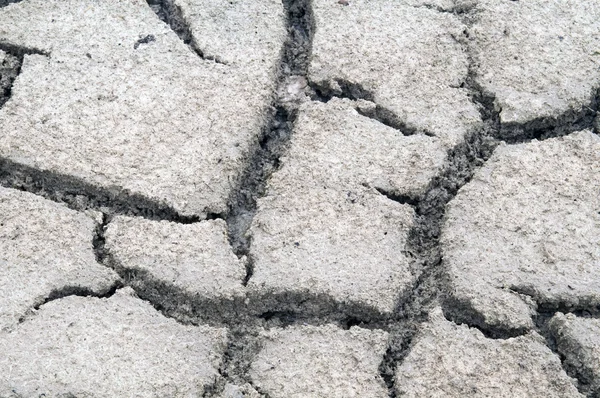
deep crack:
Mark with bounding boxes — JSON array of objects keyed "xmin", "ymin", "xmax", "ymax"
[
  {"xmin": 146, "ymin": 0, "xmax": 227, "ymax": 64},
  {"xmin": 225, "ymin": 0, "xmax": 314, "ymax": 261},
  {"xmin": 379, "ymin": 125, "xmax": 498, "ymax": 396}
]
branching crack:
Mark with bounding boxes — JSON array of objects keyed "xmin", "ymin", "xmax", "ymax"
[
  {"xmin": 309, "ymin": 79, "xmax": 432, "ymax": 136},
  {"xmin": 378, "ymin": 125, "xmax": 498, "ymax": 396},
  {"xmin": 146, "ymin": 0, "xmax": 227, "ymax": 64}
]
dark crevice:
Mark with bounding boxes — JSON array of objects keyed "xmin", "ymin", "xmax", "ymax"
[
  {"xmin": 498, "ymin": 89, "xmax": 599, "ymax": 144},
  {"xmin": 0, "ymin": 42, "xmax": 49, "ymax": 58},
  {"xmin": 0, "ymin": 43, "xmax": 48, "ymax": 109},
  {"xmin": 93, "ymin": 212, "xmax": 110, "ymax": 264},
  {"xmin": 535, "ymin": 312, "xmax": 594, "ymax": 397},
  {"xmin": 0, "ymin": 157, "xmax": 206, "ymax": 223},
  {"xmin": 225, "ymin": 0, "xmax": 314, "ymax": 263},
  {"xmin": 509, "ymin": 286, "xmax": 600, "ymax": 318},
  {"xmin": 374, "ymin": 187, "xmax": 420, "ymax": 208},
  {"xmin": 145, "ymin": 0, "xmax": 227, "ymax": 64},
  {"xmin": 459, "ymin": 13, "xmax": 599, "ymax": 144},
  {"xmin": 32, "ymin": 282, "xmax": 123, "ymax": 312},
  {"xmin": 309, "ymin": 79, "xmax": 434, "ymax": 136},
  {"xmin": 16, "ymin": 280, "xmax": 124, "ymax": 325},
  {"xmin": 226, "ymin": 106, "xmax": 296, "ymax": 258},
  {"xmin": 0, "ymin": 0, "xmax": 21, "ymax": 7},
  {"xmin": 379, "ymin": 128, "xmax": 499, "ymax": 396},
  {"xmin": 441, "ymin": 293, "xmax": 530, "ymax": 339}
]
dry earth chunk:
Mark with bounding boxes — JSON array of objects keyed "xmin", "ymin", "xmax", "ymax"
[
  {"xmin": 250, "ymin": 325, "xmax": 389, "ymax": 398},
  {"xmin": 0, "ymin": 0, "xmax": 284, "ymax": 217},
  {"xmin": 549, "ymin": 313, "xmax": 600, "ymax": 396},
  {"xmin": 442, "ymin": 131, "xmax": 600, "ymax": 332},
  {"xmin": 0, "ymin": 187, "xmax": 119, "ymax": 331},
  {"xmin": 395, "ymin": 308, "xmax": 582, "ymax": 397},
  {"xmin": 309, "ymin": 0, "xmax": 481, "ymax": 147},
  {"xmin": 176, "ymin": 0, "xmax": 286, "ymax": 69},
  {"xmin": 0, "ymin": 288, "xmax": 227, "ymax": 397},
  {"xmin": 283, "ymin": 98, "xmax": 447, "ymax": 200},
  {"xmin": 468, "ymin": 0, "xmax": 600, "ymax": 130},
  {"xmin": 105, "ymin": 216, "xmax": 246, "ymax": 306},
  {"xmin": 249, "ymin": 181, "xmax": 416, "ymax": 317}
]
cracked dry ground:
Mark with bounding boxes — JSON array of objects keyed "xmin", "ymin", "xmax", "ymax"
[{"xmin": 0, "ymin": 0, "xmax": 599, "ymax": 397}]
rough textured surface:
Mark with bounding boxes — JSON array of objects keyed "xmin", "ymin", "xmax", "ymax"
[
  {"xmin": 105, "ymin": 216, "xmax": 246, "ymax": 301},
  {"xmin": 395, "ymin": 308, "xmax": 582, "ymax": 397},
  {"xmin": 309, "ymin": 0, "xmax": 481, "ymax": 147},
  {"xmin": 0, "ymin": 186, "xmax": 119, "ymax": 331},
  {"xmin": 177, "ymin": 0, "xmax": 286, "ymax": 69},
  {"xmin": 443, "ymin": 131, "xmax": 600, "ymax": 332},
  {"xmin": 249, "ymin": 181, "xmax": 415, "ymax": 317},
  {"xmin": 0, "ymin": 0, "xmax": 284, "ymax": 217},
  {"xmin": 250, "ymin": 324, "xmax": 389, "ymax": 398},
  {"xmin": 0, "ymin": 288, "xmax": 228, "ymax": 397},
  {"xmin": 279, "ymin": 98, "xmax": 448, "ymax": 199},
  {"xmin": 549, "ymin": 313, "xmax": 600, "ymax": 396},
  {"xmin": 468, "ymin": 0, "xmax": 600, "ymax": 128},
  {"xmin": 1, "ymin": 0, "xmax": 599, "ymax": 395}
]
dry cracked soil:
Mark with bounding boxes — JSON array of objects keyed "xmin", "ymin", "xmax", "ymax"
[{"xmin": 0, "ymin": 0, "xmax": 599, "ymax": 397}]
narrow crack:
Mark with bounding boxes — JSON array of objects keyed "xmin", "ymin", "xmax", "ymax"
[
  {"xmin": 497, "ymin": 88, "xmax": 599, "ymax": 144},
  {"xmin": 374, "ymin": 187, "xmax": 419, "ymax": 208},
  {"xmin": 534, "ymin": 311, "xmax": 595, "ymax": 397},
  {"xmin": 0, "ymin": 0, "xmax": 21, "ymax": 7},
  {"xmin": 308, "ymin": 79, "xmax": 432, "ymax": 136},
  {"xmin": 17, "ymin": 280, "xmax": 124, "ymax": 325},
  {"xmin": 146, "ymin": 0, "xmax": 227, "ymax": 64}
]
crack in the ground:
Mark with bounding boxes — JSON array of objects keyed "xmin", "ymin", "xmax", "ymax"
[
  {"xmin": 0, "ymin": 0, "xmax": 21, "ymax": 7},
  {"xmin": 378, "ymin": 125, "xmax": 498, "ymax": 397},
  {"xmin": 458, "ymin": 11, "xmax": 599, "ymax": 144},
  {"xmin": 0, "ymin": 42, "xmax": 48, "ymax": 108},
  {"xmin": 15, "ymin": 280, "xmax": 124, "ymax": 327},
  {"xmin": 535, "ymin": 311, "xmax": 596, "ymax": 397},
  {"xmin": 146, "ymin": 0, "xmax": 227, "ymax": 64},
  {"xmin": 0, "ymin": 45, "xmax": 208, "ymax": 223},
  {"xmin": 0, "ymin": 158, "xmax": 207, "ymax": 223},
  {"xmin": 308, "ymin": 79, "xmax": 433, "ymax": 136},
  {"xmin": 498, "ymin": 89, "xmax": 599, "ymax": 144},
  {"xmin": 225, "ymin": 0, "xmax": 314, "ymax": 263}
]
